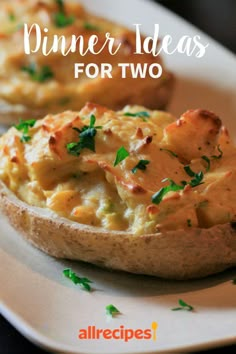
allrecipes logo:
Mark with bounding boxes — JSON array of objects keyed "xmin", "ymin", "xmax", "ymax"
[{"xmin": 78, "ymin": 322, "xmax": 158, "ymax": 342}]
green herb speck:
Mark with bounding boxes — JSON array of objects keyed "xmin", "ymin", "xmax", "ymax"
[
  {"xmin": 67, "ymin": 115, "xmax": 102, "ymax": 156},
  {"xmin": 21, "ymin": 63, "xmax": 54, "ymax": 83},
  {"xmin": 63, "ymin": 268, "xmax": 92, "ymax": 291},
  {"xmin": 114, "ymin": 147, "xmax": 130, "ymax": 167},
  {"xmin": 124, "ymin": 111, "xmax": 150, "ymax": 122},
  {"xmin": 201, "ymin": 155, "xmax": 211, "ymax": 172},
  {"xmin": 132, "ymin": 160, "xmax": 150, "ymax": 174},
  {"xmin": 105, "ymin": 304, "xmax": 121, "ymax": 317},
  {"xmin": 211, "ymin": 145, "xmax": 223, "ymax": 160},
  {"xmin": 9, "ymin": 12, "xmax": 16, "ymax": 21},
  {"xmin": 172, "ymin": 299, "xmax": 194, "ymax": 312},
  {"xmin": 14, "ymin": 119, "xmax": 36, "ymax": 143},
  {"xmin": 187, "ymin": 219, "xmax": 192, "ymax": 227},
  {"xmin": 160, "ymin": 148, "xmax": 178, "ymax": 158},
  {"xmin": 152, "ymin": 178, "xmax": 184, "ymax": 205},
  {"xmin": 83, "ymin": 22, "xmax": 100, "ymax": 31},
  {"xmin": 54, "ymin": 12, "xmax": 75, "ymax": 28}
]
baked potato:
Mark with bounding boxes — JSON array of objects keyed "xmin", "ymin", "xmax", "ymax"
[
  {"xmin": 0, "ymin": 0, "xmax": 174, "ymax": 124},
  {"xmin": 0, "ymin": 103, "xmax": 236, "ymax": 279}
]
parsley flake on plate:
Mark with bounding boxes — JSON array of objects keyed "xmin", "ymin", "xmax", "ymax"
[
  {"xmin": 114, "ymin": 147, "xmax": 130, "ymax": 167},
  {"xmin": 63, "ymin": 268, "xmax": 92, "ymax": 291},
  {"xmin": 105, "ymin": 304, "xmax": 121, "ymax": 317},
  {"xmin": 172, "ymin": 299, "xmax": 194, "ymax": 312}
]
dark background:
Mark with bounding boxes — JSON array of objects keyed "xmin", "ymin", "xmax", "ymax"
[
  {"xmin": 1, "ymin": 0, "xmax": 236, "ymax": 353},
  {"xmin": 158, "ymin": 0, "xmax": 236, "ymax": 53}
]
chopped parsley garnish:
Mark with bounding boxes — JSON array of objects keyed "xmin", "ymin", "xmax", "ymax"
[
  {"xmin": 83, "ymin": 22, "xmax": 100, "ymax": 31},
  {"xmin": 15, "ymin": 119, "xmax": 36, "ymax": 143},
  {"xmin": 184, "ymin": 165, "xmax": 204, "ymax": 188},
  {"xmin": 15, "ymin": 119, "xmax": 36, "ymax": 131},
  {"xmin": 55, "ymin": 0, "xmax": 64, "ymax": 11},
  {"xmin": 124, "ymin": 111, "xmax": 150, "ymax": 122},
  {"xmin": 151, "ymin": 145, "xmax": 222, "ymax": 206},
  {"xmin": 152, "ymin": 178, "xmax": 184, "ymax": 205},
  {"xmin": 212, "ymin": 144, "xmax": 223, "ymax": 160},
  {"xmin": 201, "ymin": 145, "xmax": 223, "ymax": 171},
  {"xmin": 132, "ymin": 160, "xmax": 150, "ymax": 174},
  {"xmin": 189, "ymin": 171, "xmax": 204, "ymax": 187},
  {"xmin": 21, "ymin": 63, "xmax": 54, "ymax": 83},
  {"xmin": 184, "ymin": 165, "xmax": 195, "ymax": 178},
  {"xmin": 63, "ymin": 268, "xmax": 92, "ymax": 291},
  {"xmin": 201, "ymin": 156, "xmax": 211, "ymax": 172},
  {"xmin": 152, "ymin": 165, "xmax": 205, "ymax": 205},
  {"xmin": 172, "ymin": 299, "xmax": 194, "ymax": 312},
  {"xmin": 67, "ymin": 115, "xmax": 102, "ymax": 156},
  {"xmin": 9, "ymin": 12, "xmax": 16, "ymax": 21},
  {"xmin": 160, "ymin": 148, "xmax": 178, "ymax": 158},
  {"xmin": 187, "ymin": 219, "xmax": 192, "ymax": 227},
  {"xmin": 114, "ymin": 147, "xmax": 130, "ymax": 167},
  {"xmin": 54, "ymin": 12, "xmax": 75, "ymax": 27},
  {"xmin": 54, "ymin": 0, "xmax": 74, "ymax": 27},
  {"xmin": 20, "ymin": 135, "xmax": 31, "ymax": 143},
  {"xmin": 105, "ymin": 304, "xmax": 121, "ymax": 317}
]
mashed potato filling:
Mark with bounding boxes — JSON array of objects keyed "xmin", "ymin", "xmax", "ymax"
[{"xmin": 0, "ymin": 103, "xmax": 236, "ymax": 235}]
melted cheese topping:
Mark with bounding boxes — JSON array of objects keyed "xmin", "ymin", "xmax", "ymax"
[
  {"xmin": 0, "ymin": 0, "xmax": 169, "ymax": 114},
  {"xmin": 0, "ymin": 103, "xmax": 236, "ymax": 234}
]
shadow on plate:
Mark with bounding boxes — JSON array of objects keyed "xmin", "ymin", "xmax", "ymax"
[{"xmin": 58, "ymin": 258, "xmax": 236, "ymax": 298}]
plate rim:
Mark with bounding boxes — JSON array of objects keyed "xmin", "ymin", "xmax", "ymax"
[{"xmin": 2, "ymin": 300, "xmax": 236, "ymax": 354}]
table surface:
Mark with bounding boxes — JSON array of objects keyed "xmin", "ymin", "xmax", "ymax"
[{"xmin": 1, "ymin": 0, "xmax": 236, "ymax": 353}]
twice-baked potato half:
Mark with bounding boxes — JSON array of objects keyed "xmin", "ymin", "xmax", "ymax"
[
  {"xmin": 0, "ymin": 0, "xmax": 174, "ymax": 124},
  {"xmin": 0, "ymin": 103, "xmax": 236, "ymax": 279}
]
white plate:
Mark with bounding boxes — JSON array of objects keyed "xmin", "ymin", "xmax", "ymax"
[{"xmin": 1, "ymin": 0, "xmax": 236, "ymax": 353}]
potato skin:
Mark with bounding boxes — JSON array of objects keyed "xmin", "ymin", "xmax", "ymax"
[{"xmin": 1, "ymin": 181, "xmax": 236, "ymax": 279}]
